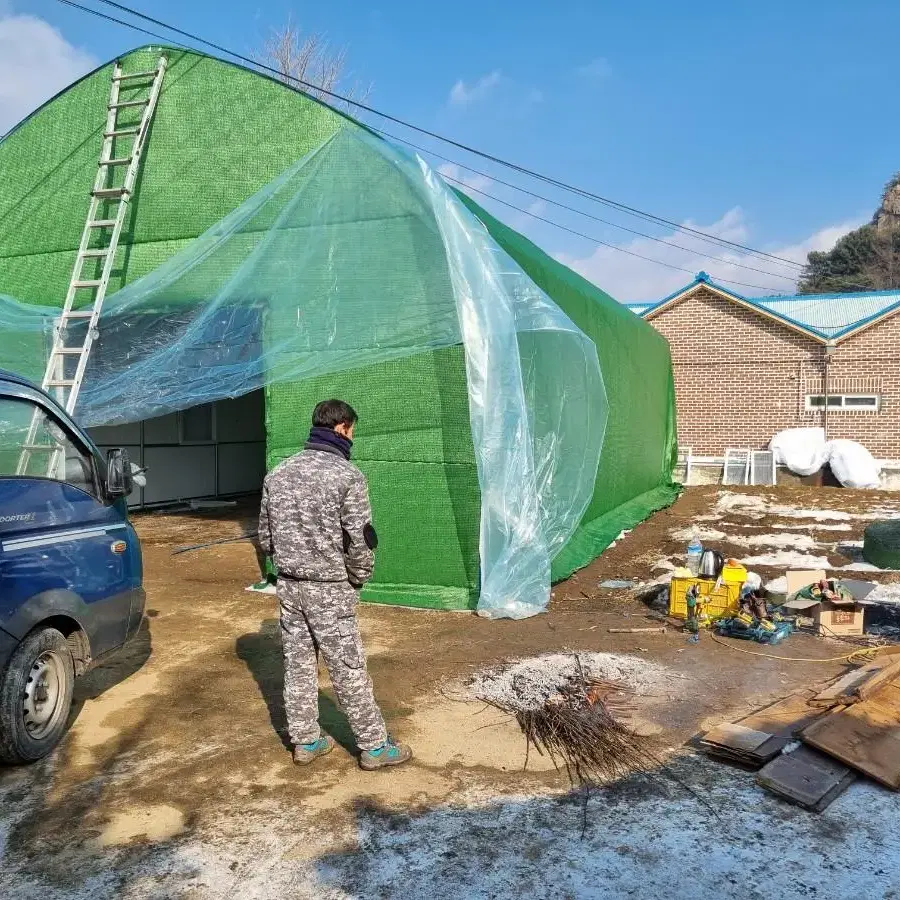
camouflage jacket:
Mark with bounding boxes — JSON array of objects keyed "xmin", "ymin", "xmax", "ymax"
[{"xmin": 258, "ymin": 446, "xmax": 376, "ymax": 585}]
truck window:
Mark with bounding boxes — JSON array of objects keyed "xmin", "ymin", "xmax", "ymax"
[{"xmin": 0, "ymin": 397, "xmax": 97, "ymax": 497}]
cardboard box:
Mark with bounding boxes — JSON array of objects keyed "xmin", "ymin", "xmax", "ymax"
[
  {"xmin": 813, "ymin": 602, "xmax": 865, "ymax": 637},
  {"xmin": 782, "ymin": 570, "xmax": 866, "ymax": 637}
]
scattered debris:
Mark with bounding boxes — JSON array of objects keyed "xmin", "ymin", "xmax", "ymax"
[
  {"xmin": 702, "ymin": 652, "xmax": 900, "ymax": 811},
  {"xmin": 172, "ymin": 532, "xmax": 258, "ymax": 555},
  {"xmin": 699, "ymin": 686, "xmax": 829, "ymax": 767},
  {"xmin": 599, "ymin": 579, "xmax": 638, "ymax": 590}
]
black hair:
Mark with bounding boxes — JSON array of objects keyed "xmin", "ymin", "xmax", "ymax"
[{"xmin": 312, "ymin": 399, "xmax": 358, "ymax": 430}]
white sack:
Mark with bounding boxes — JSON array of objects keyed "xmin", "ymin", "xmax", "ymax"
[
  {"xmin": 769, "ymin": 428, "xmax": 828, "ymax": 476},
  {"xmin": 826, "ymin": 439, "xmax": 881, "ymax": 489}
]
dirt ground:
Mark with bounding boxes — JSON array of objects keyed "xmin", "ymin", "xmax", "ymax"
[{"xmin": 1, "ymin": 485, "xmax": 899, "ymax": 898}]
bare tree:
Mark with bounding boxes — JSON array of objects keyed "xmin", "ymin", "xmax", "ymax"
[{"xmin": 257, "ymin": 18, "xmax": 371, "ymax": 113}]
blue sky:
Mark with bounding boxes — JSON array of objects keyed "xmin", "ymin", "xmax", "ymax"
[{"xmin": 2, "ymin": 0, "xmax": 898, "ymax": 301}]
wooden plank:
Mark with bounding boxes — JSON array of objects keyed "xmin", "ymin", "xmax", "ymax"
[
  {"xmin": 801, "ymin": 682, "xmax": 900, "ymax": 790},
  {"xmin": 702, "ymin": 723, "xmax": 772, "ymax": 753},
  {"xmin": 607, "ymin": 627, "xmax": 667, "ymax": 634},
  {"xmin": 738, "ymin": 688, "xmax": 829, "ymax": 735},
  {"xmin": 700, "ymin": 685, "xmax": 835, "ymax": 768},
  {"xmin": 810, "ymin": 664, "xmax": 883, "ymax": 707},
  {"xmin": 856, "ymin": 658, "xmax": 900, "ymax": 701},
  {"xmin": 758, "ymin": 746, "xmax": 856, "ymax": 812}
]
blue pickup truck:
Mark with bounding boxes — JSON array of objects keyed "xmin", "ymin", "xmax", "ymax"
[{"xmin": 0, "ymin": 370, "xmax": 143, "ymax": 763}]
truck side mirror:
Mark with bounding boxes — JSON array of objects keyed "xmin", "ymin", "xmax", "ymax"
[{"xmin": 107, "ymin": 449, "xmax": 135, "ymax": 498}]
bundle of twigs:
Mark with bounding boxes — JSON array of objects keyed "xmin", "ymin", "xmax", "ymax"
[
  {"xmin": 512, "ymin": 672, "xmax": 660, "ymax": 785},
  {"xmin": 476, "ymin": 654, "xmax": 719, "ymax": 832}
]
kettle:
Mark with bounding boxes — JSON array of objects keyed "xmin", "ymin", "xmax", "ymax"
[{"xmin": 698, "ymin": 549, "xmax": 724, "ymax": 579}]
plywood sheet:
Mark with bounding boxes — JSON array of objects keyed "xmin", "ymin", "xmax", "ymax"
[
  {"xmin": 758, "ymin": 746, "xmax": 855, "ymax": 812},
  {"xmin": 802, "ymin": 682, "xmax": 900, "ymax": 790}
]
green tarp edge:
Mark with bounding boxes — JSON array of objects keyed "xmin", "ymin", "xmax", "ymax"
[{"xmin": 550, "ymin": 483, "xmax": 681, "ymax": 582}]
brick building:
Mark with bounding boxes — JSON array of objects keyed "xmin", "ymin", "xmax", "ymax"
[{"xmin": 629, "ymin": 272, "xmax": 900, "ymax": 466}]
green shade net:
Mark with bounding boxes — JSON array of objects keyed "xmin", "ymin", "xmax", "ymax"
[
  {"xmin": 0, "ymin": 44, "xmax": 678, "ymax": 618},
  {"xmin": 0, "ymin": 125, "xmax": 607, "ymax": 619}
]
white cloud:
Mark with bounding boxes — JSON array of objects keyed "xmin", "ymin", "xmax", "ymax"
[
  {"xmin": 555, "ymin": 207, "xmax": 864, "ymax": 303},
  {"xmin": 448, "ymin": 70, "xmax": 502, "ymax": 109},
  {"xmin": 437, "ymin": 162, "xmax": 493, "ymax": 196},
  {"xmin": 577, "ymin": 57, "xmax": 612, "ymax": 81},
  {"xmin": 0, "ymin": 13, "xmax": 97, "ymax": 135}
]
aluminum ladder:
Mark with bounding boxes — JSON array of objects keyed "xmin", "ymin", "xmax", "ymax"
[{"xmin": 17, "ymin": 55, "xmax": 167, "ymax": 477}]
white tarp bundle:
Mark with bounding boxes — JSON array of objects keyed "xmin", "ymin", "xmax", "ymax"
[{"xmin": 769, "ymin": 428, "xmax": 881, "ymax": 489}]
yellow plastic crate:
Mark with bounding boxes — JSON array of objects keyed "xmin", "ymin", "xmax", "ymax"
[{"xmin": 669, "ymin": 576, "xmax": 742, "ymax": 621}]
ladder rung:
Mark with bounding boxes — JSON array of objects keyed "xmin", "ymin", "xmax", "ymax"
[
  {"xmin": 22, "ymin": 444, "xmax": 60, "ymax": 452},
  {"xmin": 109, "ymin": 99, "xmax": 149, "ymax": 109},
  {"xmin": 81, "ymin": 248, "xmax": 110, "ymax": 258},
  {"xmin": 113, "ymin": 69, "xmax": 158, "ymax": 82},
  {"xmin": 53, "ymin": 347, "xmax": 87, "ymax": 355},
  {"xmin": 92, "ymin": 187, "xmax": 128, "ymax": 199},
  {"xmin": 87, "ymin": 219, "xmax": 117, "ymax": 228},
  {"xmin": 61, "ymin": 311, "xmax": 96, "ymax": 319},
  {"xmin": 45, "ymin": 379, "xmax": 75, "ymax": 388},
  {"xmin": 100, "ymin": 157, "xmax": 133, "ymax": 167},
  {"xmin": 72, "ymin": 280, "xmax": 103, "ymax": 288},
  {"xmin": 105, "ymin": 127, "xmax": 140, "ymax": 138}
]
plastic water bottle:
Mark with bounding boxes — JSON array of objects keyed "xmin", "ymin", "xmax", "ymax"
[{"xmin": 686, "ymin": 531, "xmax": 703, "ymax": 576}]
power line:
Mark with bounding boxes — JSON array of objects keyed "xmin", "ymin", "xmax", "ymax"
[
  {"xmin": 55, "ymin": 0, "xmax": 188, "ymax": 48},
  {"xmin": 53, "ymin": 0, "xmax": 799, "ymax": 293},
  {"xmin": 374, "ymin": 127, "xmax": 798, "ymax": 283},
  {"xmin": 66, "ymin": 0, "xmax": 805, "ymax": 271},
  {"xmin": 439, "ymin": 174, "xmax": 793, "ymax": 294}
]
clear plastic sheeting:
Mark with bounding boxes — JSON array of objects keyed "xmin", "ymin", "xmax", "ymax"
[{"xmin": 0, "ymin": 125, "xmax": 606, "ymax": 619}]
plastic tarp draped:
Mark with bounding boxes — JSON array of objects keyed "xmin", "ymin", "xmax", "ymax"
[{"xmin": 0, "ymin": 125, "xmax": 607, "ymax": 619}]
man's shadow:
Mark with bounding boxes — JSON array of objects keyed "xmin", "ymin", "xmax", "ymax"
[{"xmin": 235, "ymin": 619, "xmax": 356, "ymax": 753}]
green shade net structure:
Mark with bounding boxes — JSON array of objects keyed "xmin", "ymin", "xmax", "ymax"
[{"xmin": 0, "ymin": 45, "xmax": 678, "ymax": 618}]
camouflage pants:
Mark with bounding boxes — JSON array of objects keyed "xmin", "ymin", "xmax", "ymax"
[{"xmin": 278, "ymin": 579, "xmax": 387, "ymax": 752}]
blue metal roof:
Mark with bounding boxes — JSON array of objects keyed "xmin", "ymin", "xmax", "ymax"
[{"xmin": 644, "ymin": 272, "xmax": 900, "ymax": 341}]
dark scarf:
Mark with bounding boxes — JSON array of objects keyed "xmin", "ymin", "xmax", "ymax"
[{"xmin": 305, "ymin": 426, "xmax": 352, "ymax": 461}]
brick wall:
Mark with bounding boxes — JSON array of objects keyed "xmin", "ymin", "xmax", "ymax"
[{"xmin": 646, "ymin": 285, "xmax": 900, "ymax": 458}]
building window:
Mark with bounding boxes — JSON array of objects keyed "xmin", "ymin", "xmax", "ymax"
[
  {"xmin": 805, "ymin": 394, "xmax": 880, "ymax": 412},
  {"xmin": 178, "ymin": 403, "xmax": 216, "ymax": 444}
]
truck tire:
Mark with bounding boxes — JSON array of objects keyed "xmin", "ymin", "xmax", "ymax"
[
  {"xmin": 0, "ymin": 627, "xmax": 75, "ymax": 764},
  {"xmin": 863, "ymin": 520, "xmax": 900, "ymax": 570}
]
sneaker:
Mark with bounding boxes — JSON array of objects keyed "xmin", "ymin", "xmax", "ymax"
[
  {"xmin": 359, "ymin": 737, "xmax": 412, "ymax": 771},
  {"xmin": 292, "ymin": 735, "xmax": 335, "ymax": 766}
]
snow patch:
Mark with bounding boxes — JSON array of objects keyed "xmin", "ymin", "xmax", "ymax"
[
  {"xmin": 670, "ymin": 527, "xmax": 727, "ymax": 543},
  {"xmin": 868, "ymin": 583, "xmax": 900, "ymax": 605},
  {"xmin": 739, "ymin": 533, "xmax": 821, "ymax": 550},
  {"xmin": 467, "ymin": 652, "xmax": 674, "ymax": 710},
  {"xmin": 740, "ymin": 552, "xmax": 832, "ymax": 569}
]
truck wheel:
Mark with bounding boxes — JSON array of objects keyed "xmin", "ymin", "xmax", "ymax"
[{"xmin": 0, "ymin": 628, "xmax": 75, "ymax": 764}]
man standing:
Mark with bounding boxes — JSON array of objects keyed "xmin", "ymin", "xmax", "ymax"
[{"xmin": 258, "ymin": 400, "xmax": 412, "ymax": 770}]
